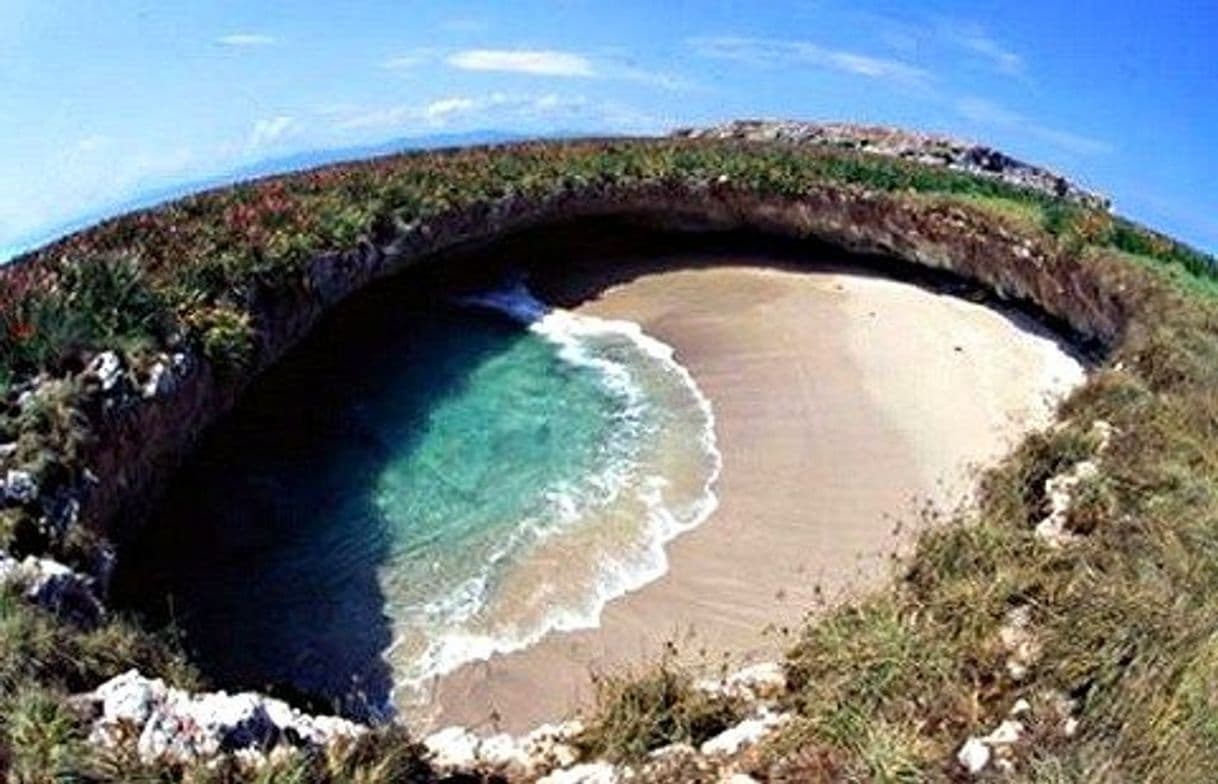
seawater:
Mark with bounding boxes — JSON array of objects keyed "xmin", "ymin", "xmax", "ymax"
[{"xmin": 121, "ymin": 281, "xmax": 719, "ymax": 718}]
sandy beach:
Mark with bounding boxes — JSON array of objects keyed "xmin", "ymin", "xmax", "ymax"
[{"xmin": 416, "ymin": 257, "xmax": 1084, "ymax": 734}]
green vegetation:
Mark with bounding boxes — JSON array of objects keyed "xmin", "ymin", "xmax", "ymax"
[
  {"xmin": 1, "ymin": 136, "xmax": 1217, "ymax": 780},
  {"xmin": 577, "ymin": 651, "xmax": 744, "ymax": 762}
]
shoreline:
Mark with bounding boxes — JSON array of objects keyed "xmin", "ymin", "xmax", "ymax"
[
  {"xmin": 408, "ymin": 257, "xmax": 1085, "ymax": 734},
  {"xmin": 388, "ymin": 284, "xmax": 725, "ymax": 700}
]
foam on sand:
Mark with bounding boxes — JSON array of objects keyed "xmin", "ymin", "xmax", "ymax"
[
  {"xmin": 425, "ymin": 259, "xmax": 1088, "ymax": 733},
  {"xmin": 386, "ymin": 280, "xmax": 721, "ymax": 713}
]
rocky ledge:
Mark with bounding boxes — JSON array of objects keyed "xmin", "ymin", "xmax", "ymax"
[
  {"xmin": 73, "ymin": 660, "xmax": 795, "ymax": 782},
  {"xmin": 75, "ymin": 670, "xmax": 364, "ymax": 769},
  {"xmin": 674, "ymin": 120, "xmax": 1110, "ymax": 210}
]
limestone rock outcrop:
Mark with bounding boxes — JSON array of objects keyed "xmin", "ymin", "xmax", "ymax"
[
  {"xmin": 77, "ymin": 669, "xmax": 364, "ymax": 767},
  {"xmin": 674, "ymin": 120, "xmax": 1110, "ymax": 210},
  {"xmin": 0, "ymin": 550, "xmax": 104, "ymax": 627}
]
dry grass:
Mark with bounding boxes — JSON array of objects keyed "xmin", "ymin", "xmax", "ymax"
[{"xmin": 577, "ymin": 651, "xmax": 745, "ymax": 763}]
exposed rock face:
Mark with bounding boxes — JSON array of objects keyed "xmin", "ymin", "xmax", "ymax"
[
  {"xmin": 1036, "ymin": 419, "xmax": 1115, "ymax": 547},
  {"xmin": 3, "ymin": 468, "xmax": 39, "ymax": 504},
  {"xmin": 70, "ymin": 660, "xmax": 799, "ymax": 778},
  {"xmin": 699, "ymin": 708, "xmax": 791, "ymax": 757},
  {"xmin": 72, "ymin": 174, "xmax": 1131, "ymax": 563},
  {"xmin": 78, "ymin": 670, "xmax": 364, "ymax": 767},
  {"xmin": 697, "ymin": 661, "xmax": 788, "ymax": 704},
  {"xmin": 674, "ymin": 120, "xmax": 1111, "ymax": 210},
  {"xmin": 422, "ymin": 719, "xmax": 582, "ymax": 779},
  {"xmin": 0, "ymin": 551, "xmax": 105, "ymax": 627}
]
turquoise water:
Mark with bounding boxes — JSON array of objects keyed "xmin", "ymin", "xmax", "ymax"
[{"xmin": 120, "ymin": 282, "xmax": 718, "ymax": 718}]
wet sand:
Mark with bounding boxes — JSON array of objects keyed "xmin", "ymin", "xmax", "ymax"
[{"xmin": 417, "ymin": 258, "xmax": 1084, "ymax": 733}]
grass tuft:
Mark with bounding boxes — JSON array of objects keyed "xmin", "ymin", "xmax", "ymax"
[{"xmin": 577, "ymin": 652, "xmax": 744, "ymax": 762}]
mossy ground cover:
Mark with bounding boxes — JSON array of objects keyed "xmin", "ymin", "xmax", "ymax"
[{"xmin": 1, "ymin": 137, "xmax": 1216, "ymax": 781}]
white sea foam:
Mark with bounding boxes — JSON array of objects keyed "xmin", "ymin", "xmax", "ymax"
[{"xmin": 386, "ymin": 280, "xmax": 722, "ymax": 699}]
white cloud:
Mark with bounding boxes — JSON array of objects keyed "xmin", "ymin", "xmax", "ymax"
[
  {"xmin": 446, "ymin": 49, "xmax": 596, "ymax": 77},
  {"xmin": 387, "ymin": 46, "xmax": 692, "ymax": 91},
  {"xmin": 687, "ymin": 36, "xmax": 930, "ymax": 86},
  {"xmin": 945, "ymin": 23, "xmax": 1024, "ymax": 76},
  {"xmin": 423, "ymin": 97, "xmax": 476, "ymax": 121},
  {"xmin": 382, "ymin": 48, "xmax": 440, "ymax": 70},
  {"xmin": 327, "ymin": 91, "xmax": 662, "ymax": 135},
  {"xmin": 216, "ymin": 33, "xmax": 276, "ymax": 47},
  {"xmin": 248, "ymin": 116, "xmax": 297, "ymax": 150},
  {"xmin": 956, "ymin": 97, "xmax": 1112, "ymax": 156}
]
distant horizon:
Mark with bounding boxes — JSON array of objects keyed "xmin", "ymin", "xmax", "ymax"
[
  {"xmin": 3, "ymin": 2, "xmax": 1215, "ymax": 256},
  {"xmin": 0, "ymin": 127, "xmax": 531, "ymax": 262},
  {"xmin": 3, "ymin": 118, "xmax": 1212, "ymax": 264}
]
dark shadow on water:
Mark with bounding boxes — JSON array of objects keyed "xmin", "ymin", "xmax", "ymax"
[{"xmin": 112, "ymin": 274, "xmax": 530, "ymax": 720}]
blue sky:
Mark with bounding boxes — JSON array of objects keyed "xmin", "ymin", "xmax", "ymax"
[{"xmin": 2, "ymin": 0, "xmax": 1215, "ymax": 258}]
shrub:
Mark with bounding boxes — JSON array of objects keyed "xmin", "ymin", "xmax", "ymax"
[
  {"xmin": 185, "ymin": 304, "xmax": 255, "ymax": 372},
  {"xmin": 0, "ymin": 687, "xmax": 89, "ymax": 784}
]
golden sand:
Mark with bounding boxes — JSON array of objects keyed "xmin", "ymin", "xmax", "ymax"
[{"xmin": 414, "ymin": 258, "xmax": 1084, "ymax": 733}]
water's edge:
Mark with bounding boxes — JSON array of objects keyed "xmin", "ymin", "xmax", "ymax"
[{"xmin": 389, "ymin": 281, "xmax": 722, "ymax": 707}]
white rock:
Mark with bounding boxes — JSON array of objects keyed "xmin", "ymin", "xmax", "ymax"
[
  {"xmin": 4, "ymin": 469, "xmax": 38, "ymax": 503},
  {"xmin": 190, "ymin": 692, "xmax": 278, "ymax": 750},
  {"xmin": 527, "ymin": 720, "xmax": 585, "ymax": 743},
  {"xmin": 477, "ymin": 732, "xmax": 530, "ymax": 771},
  {"xmin": 648, "ymin": 742, "xmax": 696, "ymax": 761},
  {"xmin": 957, "ymin": 737, "xmax": 990, "ymax": 774},
  {"xmin": 539, "ymin": 761, "xmax": 619, "ymax": 784},
  {"xmin": 724, "ymin": 661, "xmax": 787, "ymax": 701},
  {"xmin": 0, "ymin": 552, "xmax": 18, "ymax": 582},
  {"xmin": 1010, "ymin": 698, "xmax": 1031, "ymax": 716},
  {"xmin": 720, "ymin": 774, "xmax": 761, "ymax": 784},
  {"xmin": 142, "ymin": 360, "xmax": 169, "ymax": 398},
  {"xmin": 999, "ymin": 606, "xmax": 1041, "ymax": 680},
  {"xmin": 1036, "ymin": 460, "xmax": 1100, "ymax": 548},
  {"xmin": 96, "ymin": 669, "xmax": 166, "ymax": 726},
  {"xmin": 304, "ymin": 714, "xmax": 363, "ymax": 744},
  {"xmin": 984, "ymin": 719, "xmax": 1024, "ymax": 746},
  {"xmin": 524, "ymin": 721, "xmax": 583, "ymax": 769},
  {"xmin": 1091, "ymin": 420, "xmax": 1114, "ymax": 452},
  {"xmin": 424, "ymin": 725, "xmax": 481, "ymax": 770},
  {"xmin": 699, "ymin": 709, "xmax": 790, "ymax": 756},
  {"xmin": 84, "ymin": 670, "xmax": 364, "ymax": 766},
  {"xmin": 87, "ymin": 351, "xmax": 124, "ymax": 392},
  {"xmin": 8, "ymin": 555, "xmax": 105, "ymax": 626},
  {"xmin": 260, "ymin": 698, "xmax": 297, "ymax": 731},
  {"xmin": 231, "ymin": 747, "xmax": 272, "ymax": 770}
]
